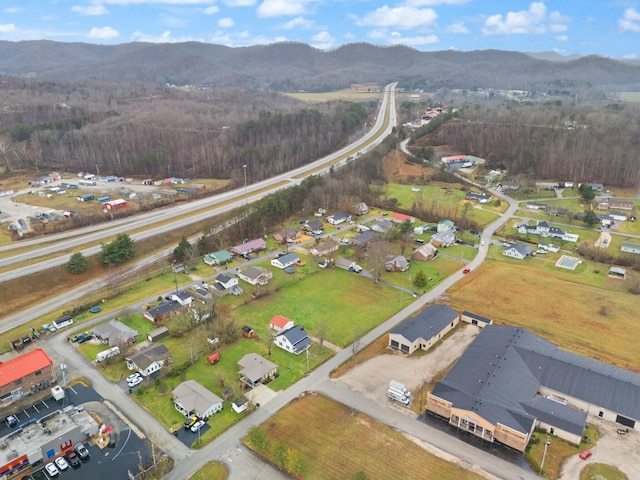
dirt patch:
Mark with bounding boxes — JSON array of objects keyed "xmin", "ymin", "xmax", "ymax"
[
  {"xmin": 382, "ymin": 149, "xmax": 434, "ymax": 183},
  {"xmin": 336, "ymin": 324, "xmax": 480, "ymax": 405}
]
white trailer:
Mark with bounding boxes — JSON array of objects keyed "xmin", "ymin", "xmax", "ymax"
[
  {"xmin": 389, "ymin": 380, "xmax": 410, "ymax": 397},
  {"xmin": 387, "ymin": 389, "xmax": 410, "ymax": 405},
  {"xmin": 96, "ymin": 346, "xmax": 120, "ymax": 362}
]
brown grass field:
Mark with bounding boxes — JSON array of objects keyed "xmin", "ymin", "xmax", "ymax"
[
  {"xmin": 445, "ymin": 255, "xmax": 640, "ymax": 373},
  {"xmin": 243, "ymin": 393, "xmax": 485, "ymax": 480}
]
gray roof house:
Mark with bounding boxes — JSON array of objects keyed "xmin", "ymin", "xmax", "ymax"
[
  {"xmin": 385, "ymin": 255, "xmax": 410, "ymax": 272},
  {"xmin": 274, "ymin": 326, "xmax": 311, "ymax": 355},
  {"xmin": 350, "ymin": 231, "xmax": 378, "ymax": 247},
  {"xmin": 371, "ymin": 219, "xmax": 393, "ymax": 233},
  {"xmin": 502, "ymin": 242, "xmax": 534, "ymax": 260},
  {"xmin": 270, "ymin": 252, "xmax": 300, "ymax": 269},
  {"xmin": 430, "ymin": 230, "xmax": 455, "ymax": 248},
  {"xmin": 237, "ymin": 266, "xmax": 272, "ymax": 286},
  {"xmin": 621, "ymin": 241, "xmax": 640, "ymax": 255},
  {"xmin": 92, "ymin": 319, "xmax": 139, "ymax": 347},
  {"xmin": 172, "ymin": 380, "xmax": 223, "ymax": 419},
  {"xmin": 237, "ymin": 353, "xmax": 278, "ymax": 388},
  {"xmin": 389, "ymin": 304, "xmax": 460, "ymax": 354},
  {"xmin": 126, "ymin": 344, "xmax": 170, "ymax": 377},
  {"xmin": 426, "ymin": 325, "xmax": 640, "ymax": 451}
]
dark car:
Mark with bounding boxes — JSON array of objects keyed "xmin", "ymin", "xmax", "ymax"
[
  {"xmin": 76, "ymin": 333, "xmax": 92, "ymax": 344},
  {"xmin": 66, "ymin": 451, "xmax": 81, "ymax": 468}
]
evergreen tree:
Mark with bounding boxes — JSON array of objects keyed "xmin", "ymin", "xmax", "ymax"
[{"xmin": 66, "ymin": 252, "xmax": 88, "ymax": 274}]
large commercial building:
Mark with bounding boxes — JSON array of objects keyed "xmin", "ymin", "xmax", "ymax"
[{"xmin": 0, "ymin": 349, "xmax": 56, "ymax": 401}]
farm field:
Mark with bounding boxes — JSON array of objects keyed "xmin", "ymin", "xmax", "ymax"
[
  {"xmin": 243, "ymin": 393, "xmax": 485, "ymax": 480},
  {"xmin": 284, "ymin": 89, "xmax": 382, "ymax": 103},
  {"xmin": 446, "ymin": 249, "xmax": 640, "ymax": 372}
]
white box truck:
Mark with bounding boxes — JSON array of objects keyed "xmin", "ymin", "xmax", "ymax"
[
  {"xmin": 389, "ymin": 380, "xmax": 410, "ymax": 397},
  {"xmin": 96, "ymin": 346, "xmax": 120, "ymax": 362},
  {"xmin": 387, "ymin": 389, "xmax": 410, "ymax": 405}
]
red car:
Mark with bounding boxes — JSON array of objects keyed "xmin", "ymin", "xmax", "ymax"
[
  {"xmin": 463, "ymin": 268, "xmax": 471, "ymax": 274},
  {"xmin": 579, "ymin": 449, "xmax": 592, "ymax": 460}
]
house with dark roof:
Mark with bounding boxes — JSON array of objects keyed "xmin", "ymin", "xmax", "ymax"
[
  {"xmin": 350, "ymin": 230, "xmax": 378, "ymax": 247},
  {"xmin": 273, "ymin": 228, "xmax": 299, "ymax": 245},
  {"xmin": 92, "ymin": 319, "xmax": 139, "ymax": 346},
  {"xmin": 389, "ymin": 304, "xmax": 460, "ymax": 354},
  {"xmin": 426, "ymin": 325, "xmax": 640, "ymax": 451},
  {"xmin": 465, "ymin": 191, "xmax": 491, "ymax": 204},
  {"xmin": 326, "ymin": 211, "xmax": 351, "ymax": 225},
  {"xmin": 144, "ymin": 300, "xmax": 181, "ymax": 323},
  {"xmin": 237, "ymin": 266, "xmax": 272, "ymax": 286},
  {"xmin": 170, "ymin": 290, "xmax": 192, "ymax": 307},
  {"xmin": 213, "ymin": 272, "xmax": 238, "ymax": 292},
  {"xmin": 621, "ymin": 241, "xmax": 640, "ymax": 255},
  {"xmin": 126, "ymin": 344, "xmax": 170, "ymax": 377},
  {"xmin": 460, "ymin": 311, "xmax": 493, "ymax": 329},
  {"xmin": 302, "ymin": 219, "xmax": 324, "ymax": 232},
  {"xmin": 270, "ymin": 252, "xmax": 300, "ymax": 269},
  {"xmin": 274, "ymin": 325, "xmax": 311, "ymax": 355},
  {"xmin": 502, "ymin": 242, "xmax": 534, "ymax": 260}
]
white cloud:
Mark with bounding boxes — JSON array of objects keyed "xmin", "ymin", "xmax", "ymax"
[
  {"xmin": 0, "ymin": 24, "xmax": 16, "ymax": 33},
  {"xmin": 556, "ymin": 35, "xmax": 567, "ymax": 42},
  {"xmin": 222, "ymin": 0, "xmax": 256, "ymax": 6},
  {"xmin": 619, "ymin": 8, "xmax": 640, "ymax": 33},
  {"xmin": 446, "ymin": 21, "xmax": 469, "ymax": 34},
  {"xmin": 102, "ymin": 0, "xmax": 217, "ymax": 4},
  {"xmin": 4, "ymin": 7, "xmax": 24, "ymax": 14},
  {"xmin": 203, "ymin": 6, "xmax": 219, "ymax": 14},
  {"xmin": 367, "ymin": 28, "xmax": 438, "ymax": 47},
  {"xmin": 482, "ymin": 2, "xmax": 569, "ymax": 36},
  {"xmin": 310, "ymin": 30, "xmax": 335, "ymax": 50},
  {"xmin": 72, "ymin": 4, "xmax": 109, "ymax": 15},
  {"xmin": 87, "ymin": 26, "xmax": 119, "ymax": 39},
  {"xmin": 258, "ymin": 0, "xmax": 308, "ymax": 17},
  {"xmin": 280, "ymin": 17, "xmax": 314, "ymax": 30},
  {"xmin": 357, "ymin": 6, "xmax": 438, "ymax": 29},
  {"xmin": 206, "ymin": 29, "xmax": 286, "ymax": 46},
  {"xmin": 217, "ymin": 17, "xmax": 234, "ymax": 28},
  {"xmin": 405, "ymin": 0, "xmax": 467, "ymax": 5}
]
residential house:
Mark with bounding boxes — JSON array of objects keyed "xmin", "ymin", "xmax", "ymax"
[
  {"xmin": 171, "ymin": 291, "xmax": 192, "ymax": 307},
  {"xmin": 371, "ymin": 219, "xmax": 393, "ymax": 233},
  {"xmin": 519, "ymin": 221, "xmax": 578, "ymax": 242},
  {"xmin": 430, "ymin": 230, "xmax": 455, "ymax": 248},
  {"xmin": 437, "ymin": 219, "xmax": 454, "ymax": 232},
  {"xmin": 426, "ymin": 325, "xmax": 640, "ymax": 451},
  {"xmin": 545, "ymin": 206, "xmax": 570, "ymax": 217},
  {"xmin": 412, "ymin": 243, "xmax": 438, "ymax": 261},
  {"xmin": 213, "ymin": 273, "xmax": 238, "ymax": 293},
  {"xmin": 193, "ymin": 285, "xmax": 212, "ymax": 301},
  {"xmin": 273, "ymin": 228, "xmax": 299, "ymax": 245},
  {"xmin": 237, "ymin": 266, "xmax": 273, "ymax": 286},
  {"xmin": 0, "ymin": 349, "xmax": 56, "ymax": 399},
  {"xmin": 460, "ymin": 311, "xmax": 493, "ymax": 329},
  {"xmin": 231, "ymin": 238, "xmax": 266, "ymax": 256},
  {"xmin": 389, "ymin": 304, "xmax": 460, "ymax": 354},
  {"xmin": 526, "ymin": 201, "xmax": 547, "ymax": 210},
  {"xmin": 309, "ymin": 239, "xmax": 339, "ymax": 257},
  {"xmin": 538, "ymin": 243, "xmax": 560, "ymax": 253},
  {"xmin": 271, "ymin": 252, "xmax": 300, "ymax": 269},
  {"xmin": 391, "ymin": 212, "xmax": 415, "ymax": 224},
  {"xmin": 585, "ymin": 183, "xmax": 604, "ymax": 191},
  {"xmin": 274, "ymin": 325, "xmax": 311, "ymax": 355},
  {"xmin": 126, "ymin": 344, "xmax": 170, "ymax": 377},
  {"xmin": 465, "ymin": 191, "xmax": 491, "ymax": 204},
  {"xmin": 203, "ymin": 250, "xmax": 233, "ymax": 266},
  {"xmin": 144, "ymin": 300, "xmax": 181, "ymax": 323},
  {"xmin": 535, "ymin": 182, "xmax": 559, "ymax": 190},
  {"xmin": 326, "ymin": 212, "xmax": 351, "ymax": 225},
  {"xmin": 353, "ymin": 202, "xmax": 369, "ymax": 216},
  {"xmin": 350, "ymin": 231, "xmax": 378, "ymax": 247},
  {"xmin": 501, "ymin": 180, "xmax": 520, "ymax": 191},
  {"xmin": 385, "ymin": 255, "xmax": 410, "ymax": 272},
  {"xmin": 609, "ymin": 211, "xmax": 629, "ymax": 222},
  {"xmin": 598, "ymin": 214, "xmax": 614, "ymax": 227},
  {"xmin": 606, "ymin": 200, "xmax": 634, "ymax": 210},
  {"xmin": 269, "ymin": 315, "xmax": 294, "ymax": 334},
  {"xmin": 302, "ymin": 219, "xmax": 323, "ymax": 232},
  {"xmin": 172, "ymin": 380, "xmax": 223, "ymax": 419},
  {"xmin": 502, "ymin": 242, "xmax": 534, "ymax": 260},
  {"xmin": 93, "ymin": 319, "xmax": 139, "ymax": 346},
  {"xmin": 621, "ymin": 242, "xmax": 640, "ymax": 255},
  {"xmin": 237, "ymin": 353, "xmax": 278, "ymax": 388}
]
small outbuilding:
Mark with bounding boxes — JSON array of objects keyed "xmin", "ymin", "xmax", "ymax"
[{"xmin": 147, "ymin": 326, "xmax": 169, "ymax": 342}]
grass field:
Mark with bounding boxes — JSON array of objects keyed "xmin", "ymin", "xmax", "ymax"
[
  {"xmin": 243, "ymin": 393, "xmax": 485, "ymax": 480},
  {"xmin": 189, "ymin": 462, "xmax": 228, "ymax": 480},
  {"xmin": 283, "ymin": 90, "xmax": 382, "ymax": 103},
  {"xmin": 619, "ymin": 92, "xmax": 640, "ymax": 103},
  {"xmin": 526, "ymin": 427, "xmax": 598, "ymax": 479},
  {"xmin": 446, "ymin": 248, "xmax": 640, "ymax": 372},
  {"xmin": 579, "ymin": 463, "xmax": 628, "ymax": 480}
]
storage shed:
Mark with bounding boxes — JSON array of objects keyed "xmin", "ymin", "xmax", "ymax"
[{"xmin": 147, "ymin": 326, "xmax": 169, "ymax": 342}]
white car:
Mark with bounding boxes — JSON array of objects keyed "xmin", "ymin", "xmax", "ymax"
[
  {"xmin": 126, "ymin": 372, "xmax": 142, "ymax": 383},
  {"xmin": 128, "ymin": 375, "xmax": 143, "ymax": 388},
  {"xmin": 45, "ymin": 463, "xmax": 60, "ymax": 476},
  {"xmin": 190, "ymin": 420, "xmax": 206, "ymax": 432},
  {"xmin": 54, "ymin": 456, "xmax": 69, "ymax": 470}
]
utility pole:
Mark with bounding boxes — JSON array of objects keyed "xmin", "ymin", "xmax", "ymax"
[
  {"xmin": 539, "ymin": 436, "xmax": 550, "ymax": 476},
  {"xmin": 242, "ymin": 164, "xmax": 248, "ymax": 207}
]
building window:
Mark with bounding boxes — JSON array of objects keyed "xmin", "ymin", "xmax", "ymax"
[
  {"xmin": 14, "ymin": 379, "xmax": 22, "ymax": 385},
  {"xmin": 35, "ymin": 370, "xmax": 42, "ymax": 376}
]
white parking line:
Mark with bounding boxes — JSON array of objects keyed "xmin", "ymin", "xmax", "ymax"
[{"xmin": 112, "ymin": 428, "xmax": 132, "ymax": 461}]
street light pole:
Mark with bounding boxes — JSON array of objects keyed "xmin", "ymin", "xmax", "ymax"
[
  {"xmin": 242, "ymin": 164, "xmax": 248, "ymax": 207},
  {"xmin": 539, "ymin": 436, "xmax": 550, "ymax": 476}
]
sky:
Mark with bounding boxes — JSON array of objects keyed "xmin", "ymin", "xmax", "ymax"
[{"xmin": 1, "ymin": 1, "xmax": 640, "ymax": 59}]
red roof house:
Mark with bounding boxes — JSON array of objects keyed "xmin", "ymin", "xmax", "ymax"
[
  {"xmin": 269, "ymin": 315, "xmax": 295, "ymax": 334},
  {"xmin": 0, "ymin": 348, "xmax": 56, "ymax": 397},
  {"xmin": 391, "ymin": 213, "xmax": 415, "ymax": 224}
]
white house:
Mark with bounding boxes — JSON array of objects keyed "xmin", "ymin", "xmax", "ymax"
[
  {"xmin": 503, "ymin": 242, "xmax": 534, "ymax": 260},
  {"xmin": 270, "ymin": 252, "xmax": 299, "ymax": 269},
  {"xmin": 213, "ymin": 272, "xmax": 238, "ymax": 290},
  {"xmin": 621, "ymin": 242, "xmax": 640, "ymax": 255},
  {"xmin": 326, "ymin": 211, "xmax": 351, "ymax": 225},
  {"xmin": 171, "ymin": 290, "xmax": 193, "ymax": 307},
  {"xmin": 237, "ymin": 266, "xmax": 273, "ymax": 285},
  {"xmin": 274, "ymin": 326, "xmax": 311, "ymax": 355},
  {"xmin": 126, "ymin": 344, "xmax": 170, "ymax": 377},
  {"xmin": 172, "ymin": 380, "xmax": 223, "ymax": 419}
]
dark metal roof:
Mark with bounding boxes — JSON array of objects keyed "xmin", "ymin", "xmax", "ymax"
[
  {"xmin": 432, "ymin": 325, "xmax": 640, "ymax": 435},
  {"xmin": 278, "ymin": 326, "xmax": 311, "ymax": 352},
  {"xmin": 391, "ymin": 304, "xmax": 459, "ymax": 343},
  {"xmin": 461, "ymin": 311, "xmax": 493, "ymax": 325}
]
